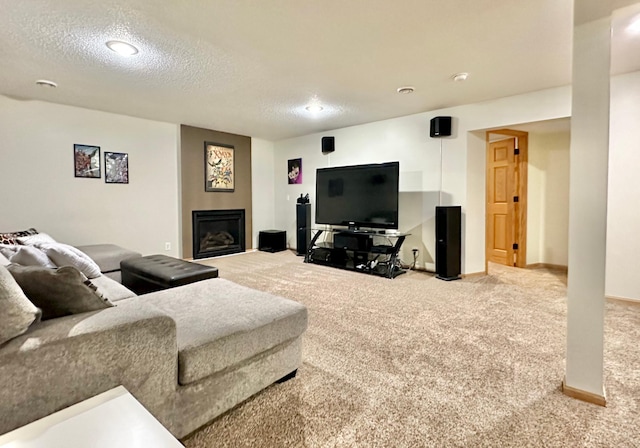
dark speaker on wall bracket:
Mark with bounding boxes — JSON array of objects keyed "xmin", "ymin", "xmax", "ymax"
[
  {"xmin": 430, "ymin": 116, "xmax": 452, "ymax": 138},
  {"xmin": 322, "ymin": 136, "xmax": 335, "ymax": 154}
]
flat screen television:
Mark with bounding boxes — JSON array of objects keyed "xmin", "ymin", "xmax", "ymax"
[{"xmin": 315, "ymin": 162, "xmax": 399, "ymax": 230}]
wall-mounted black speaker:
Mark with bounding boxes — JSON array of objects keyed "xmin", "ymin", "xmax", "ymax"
[
  {"xmin": 435, "ymin": 205, "xmax": 461, "ymax": 281},
  {"xmin": 430, "ymin": 116, "xmax": 452, "ymax": 138},
  {"xmin": 322, "ymin": 136, "xmax": 335, "ymax": 154}
]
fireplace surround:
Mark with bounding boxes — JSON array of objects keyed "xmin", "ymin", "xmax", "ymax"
[{"xmin": 192, "ymin": 209, "xmax": 245, "ymax": 259}]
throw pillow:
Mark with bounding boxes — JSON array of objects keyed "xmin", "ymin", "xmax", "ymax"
[
  {"xmin": 0, "ymin": 245, "xmax": 56, "ymax": 268},
  {"xmin": 0, "ymin": 245, "xmax": 17, "ymax": 258},
  {"xmin": 0, "ymin": 234, "xmax": 18, "ymax": 245},
  {"xmin": 16, "ymin": 232, "xmax": 57, "ymax": 246},
  {"xmin": 7, "ymin": 265, "xmax": 114, "ymax": 320},
  {"xmin": 35, "ymin": 242, "xmax": 102, "ymax": 279},
  {"xmin": 0, "ymin": 265, "xmax": 40, "ymax": 345},
  {"xmin": 12, "ymin": 228, "xmax": 39, "ymax": 237},
  {"xmin": 0, "ymin": 228, "xmax": 38, "ymax": 245}
]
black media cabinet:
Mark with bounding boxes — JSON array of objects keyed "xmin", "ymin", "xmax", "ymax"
[{"xmin": 304, "ymin": 228, "xmax": 409, "ymax": 279}]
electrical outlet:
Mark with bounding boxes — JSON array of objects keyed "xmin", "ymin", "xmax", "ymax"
[{"xmin": 165, "ymin": 242, "xmax": 171, "ymax": 251}]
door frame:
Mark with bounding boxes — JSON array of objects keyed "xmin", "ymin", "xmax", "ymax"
[{"xmin": 485, "ymin": 129, "xmax": 528, "ymax": 270}]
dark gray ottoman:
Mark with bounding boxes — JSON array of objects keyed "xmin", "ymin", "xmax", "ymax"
[{"xmin": 121, "ymin": 254, "xmax": 219, "ymax": 295}]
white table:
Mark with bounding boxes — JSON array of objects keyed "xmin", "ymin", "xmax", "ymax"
[{"xmin": 0, "ymin": 386, "xmax": 183, "ymax": 448}]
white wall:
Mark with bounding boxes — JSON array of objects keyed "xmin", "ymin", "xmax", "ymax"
[
  {"xmin": 271, "ymin": 73, "xmax": 640, "ymax": 300},
  {"xmin": 606, "ymin": 70, "xmax": 640, "ymax": 301},
  {"xmin": 459, "ymin": 88, "xmax": 571, "ymax": 274},
  {"xmin": 274, "ymin": 86, "xmax": 571, "ymax": 274},
  {"xmin": 274, "ymin": 113, "xmax": 441, "ymax": 267},
  {"xmin": 527, "ymin": 131, "xmax": 570, "ymax": 266},
  {"xmin": 2, "ymin": 73, "xmax": 637, "ymax": 298},
  {"xmin": 0, "ymin": 95, "xmax": 180, "ymax": 256},
  {"xmin": 250, "ymin": 138, "xmax": 276, "ymax": 248}
]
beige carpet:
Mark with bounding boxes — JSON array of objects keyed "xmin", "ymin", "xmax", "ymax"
[{"xmin": 183, "ymin": 250, "xmax": 640, "ymax": 448}]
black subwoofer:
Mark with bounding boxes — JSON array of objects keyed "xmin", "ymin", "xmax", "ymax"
[
  {"xmin": 259, "ymin": 230, "xmax": 286, "ymax": 253},
  {"xmin": 435, "ymin": 206, "xmax": 461, "ymax": 281},
  {"xmin": 296, "ymin": 203, "xmax": 311, "ymax": 256}
]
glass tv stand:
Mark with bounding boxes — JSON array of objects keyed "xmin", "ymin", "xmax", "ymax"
[{"xmin": 304, "ymin": 228, "xmax": 409, "ymax": 279}]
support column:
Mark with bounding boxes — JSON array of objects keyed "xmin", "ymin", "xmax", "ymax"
[{"xmin": 563, "ymin": 3, "xmax": 611, "ymax": 405}]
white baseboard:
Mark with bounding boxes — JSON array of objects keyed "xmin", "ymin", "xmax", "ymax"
[
  {"xmin": 606, "ymin": 295, "xmax": 640, "ymax": 304},
  {"xmin": 525, "ymin": 263, "xmax": 568, "ymax": 272}
]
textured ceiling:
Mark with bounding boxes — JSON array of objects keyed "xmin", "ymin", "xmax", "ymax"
[{"xmin": 0, "ymin": 1, "xmax": 637, "ymax": 141}]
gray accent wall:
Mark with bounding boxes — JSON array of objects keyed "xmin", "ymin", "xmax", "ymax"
[{"xmin": 180, "ymin": 125, "xmax": 252, "ymax": 258}]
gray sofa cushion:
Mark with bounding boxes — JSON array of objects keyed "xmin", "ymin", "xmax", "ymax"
[
  {"xmin": 90, "ymin": 275, "xmax": 137, "ymax": 302},
  {"xmin": 0, "ymin": 298, "xmax": 178, "ymax": 435},
  {"xmin": 7, "ymin": 265, "xmax": 114, "ymax": 320},
  {"xmin": 0, "ymin": 265, "xmax": 40, "ymax": 345},
  {"xmin": 141, "ymin": 278, "xmax": 308, "ymax": 385},
  {"xmin": 74, "ymin": 244, "xmax": 141, "ymax": 274}
]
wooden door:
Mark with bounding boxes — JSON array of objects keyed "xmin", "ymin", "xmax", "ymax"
[{"xmin": 486, "ymin": 138, "xmax": 515, "ymax": 265}]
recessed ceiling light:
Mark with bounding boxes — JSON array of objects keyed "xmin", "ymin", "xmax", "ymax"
[
  {"xmin": 397, "ymin": 86, "xmax": 415, "ymax": 94},
  {"xmin": 35, "ymin": 79, "xmax": 57, "ymax": 88},
  {"xmin": 452, "ymin": 72, "xmax": 469, "ymax": 82},
  {"xmin": 305, "ymin": 104, "xmax": 324, "ymax": 113},
  {"xmin": 106, "ymin": 40, "xmax": 139, "ymax": 56}
]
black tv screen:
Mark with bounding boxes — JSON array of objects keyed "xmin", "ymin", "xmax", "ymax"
[{"xmin": 315, "ymin": 162, "xmax": 399, "ymax": 229}]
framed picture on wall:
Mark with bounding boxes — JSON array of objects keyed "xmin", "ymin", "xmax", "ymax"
[
  {"xmin": 205, "ymin": 142, "xmax": 235, "ymax": 192},
  {"xmin": 287, "ymin": 158, "xmax": 302, "ymax": 184},
  {"xmin": 74, "ymin": 144, "xmax": 101, "ymax": 178},
  {"xmin": 104, "ymin": 152, "xmax": 129, "ymax": 184}
]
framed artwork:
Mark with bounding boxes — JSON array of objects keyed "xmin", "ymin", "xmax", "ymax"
[
  {"xmin": 205, "ymin": 142, "xmax": 234, "ymax": 192},
  {"xmin": 74, "ymin": 144, "xmax": 101, "ymax": 178},
  {"xmin": 105, "ymin": 152, "xmax": 129, "ymax": 184},
  {"xmin": 288, "ymin": 158, "xmax": 302, "ymax": 184}
]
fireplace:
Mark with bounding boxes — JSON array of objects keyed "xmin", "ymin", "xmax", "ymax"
[{"xmin": 192, "ymin": 209, "xmax": 245, "ymax": 259}]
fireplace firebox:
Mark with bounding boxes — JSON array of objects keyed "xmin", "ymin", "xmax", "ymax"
[{"xmin": 192, "ymin": 209, "xmax": 245, "ymax": 259}]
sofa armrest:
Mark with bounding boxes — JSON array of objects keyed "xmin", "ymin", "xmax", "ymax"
[
  {"xmin": 74, "ymin": 244, "xmax": 142, "ymax": 274},
  {"xmin": 0, "ymin": 299, "xmax": 177, "ymax": 435}
]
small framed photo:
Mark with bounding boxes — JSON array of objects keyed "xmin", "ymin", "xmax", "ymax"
[
  {"xmin": 205, "ymin": 142, "xmax": 235, "ymax": 192},
  {"xmin": 105, "ymin": 152, "xmax": 129, "ymax": 184},
  {"xmin": 74, "ymin": 144, "xmax": 101, "ymax": 178},
  {"xmin": 288, "ymin": 158, "xmax": 302, "ymax": 184}
]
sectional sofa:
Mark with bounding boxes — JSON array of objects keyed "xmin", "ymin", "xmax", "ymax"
[{"xmin": 0, "ymin": 237, "xmax": 308, "ymax": 438}]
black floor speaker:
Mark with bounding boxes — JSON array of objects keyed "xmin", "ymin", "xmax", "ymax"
[
  {"xmin": 296, "ymin": 203, "xmax": 311, "ymax": 256},
  {"xmin": 435, "ymin": 206, "xmax": 461, "ymax": 281}
]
